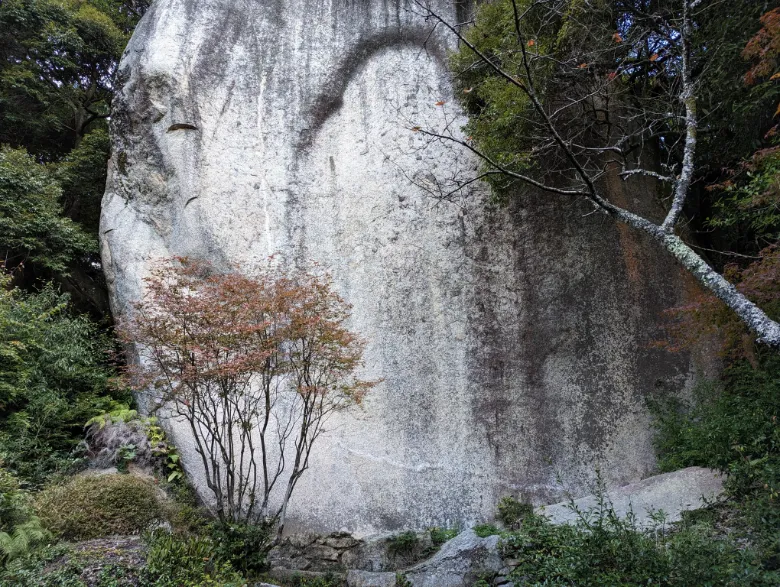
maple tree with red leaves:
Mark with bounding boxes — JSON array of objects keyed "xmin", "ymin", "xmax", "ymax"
[
  {"xmin": 118, "ymin": 257, "xmax": 373, "ymax": 542},
  {"xmin": 744, "ymin": 8, "xmax": 780, "ymax": 88}
]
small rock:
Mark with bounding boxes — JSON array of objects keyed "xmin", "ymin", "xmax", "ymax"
[
  {"xmin": 306, "ymin": 544, "xmax": 341, "ymax": 562},
  {"xmin": 323, "ymin": 533, "xmax": 360, "ymax": 549},
  {"xmin": 403, "ymin": 529, "xmax": 502, "ymax": 587}
]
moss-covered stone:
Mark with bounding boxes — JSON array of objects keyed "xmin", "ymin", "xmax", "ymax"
[{"xmin": 35, "ymin": 474, "xmax": 165, "ymax": 540}]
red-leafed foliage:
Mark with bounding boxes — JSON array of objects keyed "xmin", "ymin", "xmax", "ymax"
[
  {"xmin": 744, "ymin": 8, "xmax": 780, "ymax": 86},
  {"xmin": 658, "ymin": 246, "xmax": 780, "ymax": 364},
  {"xmin": 118, "ymin": 257, "xmax": 374, "ymax": 542}
]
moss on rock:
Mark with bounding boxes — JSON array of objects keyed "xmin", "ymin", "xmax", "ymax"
[{"xmin": 36, "ymin": 474, "xmax": 165, "ymax": 540}]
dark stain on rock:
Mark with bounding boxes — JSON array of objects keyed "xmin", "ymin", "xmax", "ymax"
[
  {"xmin": 297, "ymin": 26, "xmax": 447, "ymax": 151},
  {"xmin": 167, "ymin": 123, "xmax": 199, "ymax": 132}
]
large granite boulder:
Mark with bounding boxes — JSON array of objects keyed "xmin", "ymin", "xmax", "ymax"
[{"xmin": 102, "ymin": 0, "xmax": 703, "ymax": 534}]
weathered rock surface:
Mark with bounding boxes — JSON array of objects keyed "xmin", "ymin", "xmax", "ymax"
[
  {"xmin": 102, "ymin": 0, "xmax": 704, "ymax": 534},
  {"xmin": 269, "ymin": 530, "xmax": 433, "ymax": 573},
  {"xmin": 346, "ymin": 530, "xmax": 502, "ymax": 587},
  {"xmin": 403, "ymin": 530, "xmax": 503, "ymax": 587},
  {"xmin": 538, "ymin": 466, "xmax": 725, "ymax": 526}
]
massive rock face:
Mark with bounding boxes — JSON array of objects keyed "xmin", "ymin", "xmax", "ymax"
[{"xmin": 101, "ymin": 0, "xmax": 700, "ymax": 535}]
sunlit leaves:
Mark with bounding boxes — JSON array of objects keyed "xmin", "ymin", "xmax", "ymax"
[{"xmin": 744, "ymin": 8, "xmax": 780, "ymax": 86}]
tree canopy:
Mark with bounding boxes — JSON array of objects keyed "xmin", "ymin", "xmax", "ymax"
[{"xmin": 413, "ymin": 0, "xmax": 780, "ymax": 350}]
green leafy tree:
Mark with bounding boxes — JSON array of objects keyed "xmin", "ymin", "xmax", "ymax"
[
  {"xmin": 0, "ymin": 0, "xmax": 130, "ymax": 158},
  {"xmin": 0, "ymin": 146, "xmax": 94, "ymax": 273},
  {"xmin": 53, "ymin": 127, "xmax": 111, "ymax": 234},
  {"xmin": 0, "ymin": 270, "xmax": 127, "ymax": 485},
  {"xmin": 120, "ymin": 258, "xmax": 374, "ymax": 544}
]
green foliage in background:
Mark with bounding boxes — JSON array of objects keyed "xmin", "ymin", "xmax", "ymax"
[
  {"xmin": 0, "ymin": 272, "xmax": 128, "ymax": 486},
  {"xmin": 0, "ymin": 0, "xmax": 134, "ymax": 158},
  {"xmin": 0, "ymin": 0, "xmax": 148, "ymax": 251},
  {"xmin": 708, "ymin": 149, "xmax": 780, "ymax": 255},
  {"xmin": 0, "ymin": 147, "xmax": 94, "ymax": 273},
  {"xmin": 0, "ymin": 468, "xmax": 49, "ymax": 566},
  {"xmin": 53, "ymin": 127, "xmax": 112, "ymax": 235},
  {"xmin": 499, "ymin": 506, "xmax": 777, "ymax": 586},
  {"xmin": 652, "ymin": 353, "xmax": 780, "ymax": 567}
]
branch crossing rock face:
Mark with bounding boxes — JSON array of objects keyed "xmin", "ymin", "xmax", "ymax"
[{"xmin": 102, "ymin": 0, "xmax": 701, "ymax": 534}]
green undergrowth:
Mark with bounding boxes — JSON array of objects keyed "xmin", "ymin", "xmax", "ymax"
[
  {"xmin": 497, "ymin": 499, "xmax": 776, "ymax": 585},
  {"xmin": 486, "ymin": 354, "xmax": 780, "ymax": 585}
]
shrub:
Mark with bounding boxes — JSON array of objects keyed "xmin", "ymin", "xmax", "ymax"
[
  {"xmin": 386, "ymin": 531, "xmax": 418, "ymax": 557},
  {"xmin": 35, "ymin": 474, "xmax": 165, "ymax": 540},
  {"xmin": 209, "ymin": 521, "xmax": 271, "ymax": 576},
  {"xmin": 497, "ymin": 496, "xmax": 533, "ymax": 528},
  {"xmin": 0, "ymin": 274, "xmax": 128, "ymax": 487},
  {"xmin": 500, "ymin": 504, "xmax": 777, "ymax": 585},
  {"xmin": 0, "ymin": 468, "xmax": 49, "ymax": 566},
  {"xmin": 428, "ymin": 526, "xmax": 458, "ymax": 546},
  {"xmin": 0, "ymin": 468, "xmax": 26, "ymax": 533},
  {"xmin": 141, "ymin": 530, "xmax": 245, "ymax": 587},
  {"xmin": 473, "ymin": 524, "xmax": 500, "ymax": 538},
  {"xmin": 652, "ymin": 353, "xmax": 780, "ymax": 565}
]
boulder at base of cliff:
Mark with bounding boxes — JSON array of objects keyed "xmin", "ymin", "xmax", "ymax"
[
  {"xmin": 538, "ymin": 466, "xmax": 725, "ymax": 527},
  {"xmin": 347, "ymin": 529, "xmax": 502, "ymax": 587}
]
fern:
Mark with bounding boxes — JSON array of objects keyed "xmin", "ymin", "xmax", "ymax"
[
  {"xmin": 85, "ymin": 407, "xmax": 137, "ymax": 430},
  {"xmin": 0, "ymin": 517, "xmax": 50, "ymax": 564}
]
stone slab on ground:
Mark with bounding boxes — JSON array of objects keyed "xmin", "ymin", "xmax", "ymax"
[{"xmin": 537, "ymin": 466, "xmax": 725, "ymax": 526}]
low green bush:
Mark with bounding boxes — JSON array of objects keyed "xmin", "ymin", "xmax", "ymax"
[
  {"xmin": 0, "ymin": 468, "xmax": 49, "ymax": 566},
  {"xmin": 473, "ymin": 523, "xmax": 500, "ymax": 538},
  {"xmin": 35, "ymin": 474, "xmax": 165, "ymax": 540},
  {"xmin": 209, "ymin": 521, "xmax": 271, "ymax": 576},
  {"xmin": 499, "ymin": 502, "xmax": 777, "ymax": 585},
  {"xmin": 428, "ymin": 526, "xmax": 458, "ymax": 546},
  {"xmin": 386, "ymin": 530, "xmax": 418, "ymax": 557},
  {"xmin": 496, "ymin": 496, "xmax": 533, "ymax": 528},
  {"xmin": 652, "ymin": 353, "xmax": 780, "ymax": 560},
  {"xmin": 141, "ymin": 529, "xmax": 244, "ymax": 587}
]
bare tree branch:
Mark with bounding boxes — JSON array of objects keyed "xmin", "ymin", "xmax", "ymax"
[{"xmin": 409, "ymin": 0, "xmax": 780, "ymax": 347}]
